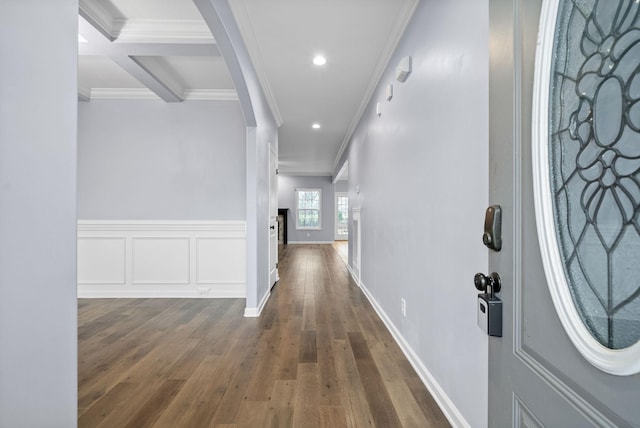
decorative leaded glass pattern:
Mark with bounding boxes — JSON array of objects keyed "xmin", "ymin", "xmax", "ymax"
[{"xmin": 550, "ymin": 0, "xmax": 640, "ymax": 349}]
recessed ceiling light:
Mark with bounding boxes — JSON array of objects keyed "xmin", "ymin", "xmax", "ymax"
[
  {"xmin": 312, "ymin": 55, "xmax": 327, "ymax": 66},
  {"xmin": 312, "ymin": 123, "xmax": 321, "ymax": 129}
]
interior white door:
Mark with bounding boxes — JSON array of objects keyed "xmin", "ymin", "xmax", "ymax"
[
  {"xmin": 488, "ymin": 0, "xmax": 640, "ymax": 426},
  {"xmin": 269, "ymin": 146, "xmax": 278, "ymax": 287}
]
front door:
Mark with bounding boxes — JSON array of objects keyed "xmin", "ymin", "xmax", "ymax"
[{"xmin": 488, "ymin": 0, "xmax": 640, "ymax": 426}]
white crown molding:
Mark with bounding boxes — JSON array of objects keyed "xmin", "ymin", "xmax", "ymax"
[
  {"xmin": 333, "ymin": 0, "xmax": 420, "ymax": 171},
  {"xmin": 115, "ymin": 19, "xmax": 215, "ymax": 43},
  {"xmin": 229, "ymin": 1, "xmax": 283, "ymax": 126},
  {"xmin": 89, "ymin": 88, "xmax": 160, "ymax": 100},
  {"xmin": 277, "ymin": 171, "xmax": 333, "ymax": 177},
  {"xmin": 183, "ymin": 89, "xmax": 239, "ymax": 101},
  {"xmin": 86, "ymin": 88, "xmax": 239, "ymax": 101}
]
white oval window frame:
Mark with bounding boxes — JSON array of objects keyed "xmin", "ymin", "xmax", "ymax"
[{"xmin": 532, "ymin": 0, "xmax": 640, "ymax": 376}]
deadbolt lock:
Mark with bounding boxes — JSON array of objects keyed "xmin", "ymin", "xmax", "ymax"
[{"xmin": 483, "ymin": 205, "xmax": 502, "ymax": 251}]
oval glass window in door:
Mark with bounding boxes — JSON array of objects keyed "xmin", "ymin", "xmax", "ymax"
[{"xmin": 534, "ymin": 0, "xmax": 640, "ymax": 374}]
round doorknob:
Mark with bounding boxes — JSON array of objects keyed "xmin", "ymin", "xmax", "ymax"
[
  {"xmin": 474, "ymin": 272, "xmax": 502, "ymax": 293},
  {"xmin": 474, "ymin": 273, "xmax": 489, "ymax": 291}
]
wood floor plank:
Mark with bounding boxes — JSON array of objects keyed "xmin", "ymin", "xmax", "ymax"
[
  {"xmin": 292, "ymin": 363, "xmax": 321, "ymax": 428},
  {"xmin": 209, "ymin": 324, "xmax": 265, "ymax": 424},
  {"xmin": 244, "ymin": 326, "xmax": 283, "ymax": 401},
  {"xmin": 299, "ymin": 330, "xmax": 318, "ymax": 363},
  {"xmin": 267, "ymin": 380, "xmax": 296, "ymax": 428},
  {"xmin": 78, "ymin": 330, "xmax": 166, "ymax": 411},
  {"xmin": 78, "ymin": 244, "xmax": 451, "ymax": 427},
  {"xmin": 274, "ymin": 320, "xmax": 301, "ymax": 381},
  {"xmin": 348, "ymin": 331, "xmax": 403, "ymax": 428},
  {"xmin": 319, "ymin": 406, "xmax": 348, "ymax": 428},
  {"xmin": 235, "ymin": 400, "xmax": 274, "ymax": 428},
  {"xmin": 316, "ymin": 323, "xmax": 342, "ymax": 407},
  {"xmin": 123, "ymin": 379, "xmax": 185, "ymax": 428},
  {"xmin": 81, "ymin": 377, "xmax": 180, "ymax": 427},
  {"xmin": 332, "ymin": 339, "xmax": 376, "ymax": 428},
  {"xmin": 152, "ymin": 355, "xmax": 224, "ymax": 427},
  {"xmin": 385, "ymin": 380, "xmax": 436, "ymax": 428},
  {"xmin": 405, "ymin": 377, "xmax": 451, "ymax": 426},
  {"xmin": 78, "ymin": 382, "xmax": 139, "ymax": 427}
]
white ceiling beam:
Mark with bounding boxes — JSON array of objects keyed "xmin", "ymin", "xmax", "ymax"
[
  {"xmin": 111, "ymin": 56, "xmax": 183, "ymax": 102},
  {"xmin": 79, "ymin": 0, "xmax": 118, "ymax": 41},
  {"xmin": 79, "ymin": 16, "xmax": 184, "ymax": 102},
  {"xmin": 78, "ymin": 13, "xmax": 114, "ymax": 45}
]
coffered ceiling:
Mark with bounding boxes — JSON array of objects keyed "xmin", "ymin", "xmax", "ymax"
[{"xmin": 78, "ymin": 0, "xmax": 418, "ymax": 175}]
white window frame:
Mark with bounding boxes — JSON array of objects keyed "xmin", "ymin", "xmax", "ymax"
[{"xmin": 295, "ymin": 188, "xmax": 322, "ymax": 230}]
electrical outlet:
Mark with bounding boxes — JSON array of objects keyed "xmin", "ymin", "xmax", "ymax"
[{"xmin": 401, "ymin": 298, "xmax": 406, "ymax": 317}]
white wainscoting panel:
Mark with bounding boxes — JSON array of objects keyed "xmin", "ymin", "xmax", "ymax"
[
  {"xmin": 196, "ymin": 237, "xmax": 246, "ymax": 284},
  {"xmin": 132, "ymin": 237, "xmax": 190, "ymax": 284},
  {"xmin": 78, "ymin": 237, "xmax": 126, "ymax": 284},
  {"xmin": 78, "ymin": 221, "xmax": 246, "ymax": 298}
]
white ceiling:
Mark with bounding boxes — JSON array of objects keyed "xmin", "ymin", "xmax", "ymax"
[{"xmin": 78, "ymin": 0, "xmax": 418, "ymax": 175}]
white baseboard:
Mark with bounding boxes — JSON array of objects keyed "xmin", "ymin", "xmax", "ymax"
[
  {"xmin": 287, "ymin": 241, "xmax": 333, "ymax": 245},
  {"xmin": 358, "ymin": 281, "xmax": 470, "ymax": 428},
  {"xmin": 302, "ymin": 245, "xmax": 466, "ymax": 426},
  {"xmin": 78, "ymin": 285, "xmax": 245, "ymax": 299},
  {"xmin": 244, "ymin": 288, "xmax": 270, "ymax": 317},
  {"xmin": 347, "ymin": 264, "xmax": 362, "ymax": 288},
  {"xmin": 77, "ymin": 220, "xmax": 246, "ymax": 298}
]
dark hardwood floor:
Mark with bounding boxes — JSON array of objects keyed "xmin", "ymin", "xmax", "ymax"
[{"xmin": 78, "ymin": 244, "xmax": 450, "ymax": 427}]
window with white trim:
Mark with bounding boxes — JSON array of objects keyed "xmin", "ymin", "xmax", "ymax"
[{"xmin": 295, "ymin": 188, "xmax": 321, "ymax": 230}]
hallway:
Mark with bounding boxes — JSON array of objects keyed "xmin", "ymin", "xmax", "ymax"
[{"xmin": 78, "ymin": 244, "xmax": 450, "ymax": 427}]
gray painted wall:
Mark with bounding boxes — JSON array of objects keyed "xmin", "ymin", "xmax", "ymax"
[
  {"xmin": 278, "ymin": 175, "xmax": 336, "ymax": 243},
  {"xmin": 334, "ymin": 179, "xmax": 348, "ymax": 193},
  {"xmin": 342, "ymin": 0, "xmax": 489, "ymax": 426},
  {"xmin": 0, "ymin": 1, "xmax": 78, "ymax": 425},
  {"xmin": 78, "ymin": 100, "xmax": 246, "ymax": 220}
]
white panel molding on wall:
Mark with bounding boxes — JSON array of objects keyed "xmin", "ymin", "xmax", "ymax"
[{"xmin": 78, "ymin": 220, "xmax": 246, "ymax": 298}]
